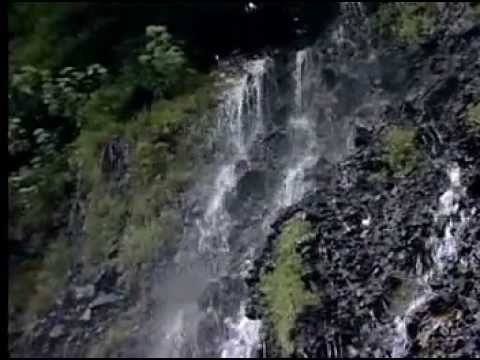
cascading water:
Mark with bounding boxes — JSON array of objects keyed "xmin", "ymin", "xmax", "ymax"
[
  {"xmin": 221, "ymin": 50, "xmax": 320, "ymax": 357},
  {"xmin": 149, "ymin": 59, "xmax": 271, "ymax": 358},
  {"xmin": 391, "ymin": 165, "xmax": 470, "ymax": 358}
]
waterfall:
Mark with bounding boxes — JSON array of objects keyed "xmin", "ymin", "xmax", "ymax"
[
  {"xmin": 391, "ymin": 165, "xmax": 468, "ymax": 358},
  {"xmin": 198, "ymin": 59, "xmax": 269, "ymax": 254},
  {"xmin": 294, "ymin": 49, "xmax": 307, "ymax": 113},
  {"xmin": 281, "ymin": 48, "xmax": 319, "ymax": 208},
  {"xmin": 151, "ymin": 20, "xmax": 357, "ymax": 355}
]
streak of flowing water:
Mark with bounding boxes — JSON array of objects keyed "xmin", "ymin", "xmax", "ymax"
[
  {"xmin": 391, "ymin": 165, "xmax": 467, "ymax": 358},
  {"xmin": 198, "ymin": 59, "xmax": 269, "ymax": 255},
  {"xmin": 279, "ymin": 49, "xmax": 319, "ymax": 209}
]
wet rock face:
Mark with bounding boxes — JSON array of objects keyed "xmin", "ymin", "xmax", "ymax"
[{"xmin": 248, "ymin": 5, "xmax": 480, "ymax": 358}]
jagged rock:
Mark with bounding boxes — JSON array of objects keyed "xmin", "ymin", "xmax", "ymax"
[
  {"xmin": 89, "ymin": 292, "xmax": 123, "ymax": 309},
  {"xmin": 73, "ymin": 284, "xmax": 95, "ymax": 301},
  {"xmin": 49, "ymin": 324, "xmax": 65, "ymax": 339},
  {"xmin": 79, "ymin": 308, "xmax": 91, "ymax": 322}
]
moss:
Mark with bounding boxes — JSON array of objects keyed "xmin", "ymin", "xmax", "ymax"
[
  {"xmin": 383, "ymin": 126, "xmax": 418, "ymax": 175},
  {"xmin": 376, "ymin": 3, "xmax": 438, "ymax": 43},
  {"xmin": 259, "ymin": 216, "xmax": 318, "ymax": 356},
  {"xmin": 466, "ymin": 102, "xmax": 480, "ymax": 128}
]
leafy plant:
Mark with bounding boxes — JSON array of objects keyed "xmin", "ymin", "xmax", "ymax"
[{"xmin": 134, "ymin": 25, "xmax": 189, "ymax": 97}]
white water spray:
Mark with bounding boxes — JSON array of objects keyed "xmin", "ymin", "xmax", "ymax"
[
  {"xmin": 198, "ymin": 59, "xmax": 269, "ymax": 255},
  {"xmin": 198, "ymin": 59, "xmax": 269, "ymax": 357},
  {"xmin": 220, "ymin": 304, "xmax": 262, "ymax": 358},
  {"xmin": 391, "ymin": 165, "xmax": 466, "ymax": 358}
]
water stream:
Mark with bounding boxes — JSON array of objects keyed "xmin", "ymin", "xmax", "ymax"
[{"xmin": 391, "ymin": 165, "xmax": 470, "ymax": 358}]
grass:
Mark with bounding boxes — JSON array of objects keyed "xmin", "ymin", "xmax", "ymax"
[
  {"xmin": 84, "ymin": 189, "xmax": 128, "ymax": 265},
  {"xmin": 119, "ymin": 181, "xmax": 182, "ymax": 270},
  {"xmin": 259, "ymin": 216, "xmax": 318, "ymax": 356},
  {"xmin": 383, "ymin": 126, "xmax": 418, "ymax": 175},
  {"xmin": 75, "ymin": 73, "xmax": 215, "ymax": 189},
  {"xmin": 466, "ymin": 102, "xmax": 480, "ymax": 128},
  {"xmin": 80, "ymin": 79, "xmax": 215, "ymax": 273},
  {"xmin": 119, "ymin": 211, "xmax": 181, "ymax": 269}
]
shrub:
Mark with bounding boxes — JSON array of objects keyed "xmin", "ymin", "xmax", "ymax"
[
  {"xmin": 134, "ymin": 25, "xmax": 189, "ymax": 98},
  {"xmin": 383, "ymin": 127, "xmax": 418, "ymax": 175},
  {"xmin": 259, "ymin": 217, "xmax": 318, "ymax": 356}
]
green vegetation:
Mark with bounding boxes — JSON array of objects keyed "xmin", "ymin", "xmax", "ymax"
[
  {"xmin": 383, "ymin": 127, "xmax": 419, "ymax": 175},
  {"xmin": 8, "ymin": 3, "xmax": 217, "ymax": 333},
  {"xmin": 84, "ymin": 190, "xmax": 128, "ymax": 265},
  {"xmin": 466, "ymin": 102, "xmax": 480, "ymax": 128},
  {"xmin": 376, "ymin": 3, "xmax": 439, "ymax": 43},
  {"xmin": 119, "ymin": 209, "xmax": 181, "ymax": 269},
  {"xmin": 9, "ymin": 239, "xmax": 73, "ymax": 320},
  {"xmin": 473, "ymin": 2, "xmax": 480, "ymax": 19},
  {"xmin": 259, "ymin": 217, "xmax": 318, "ymax": 356}
]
